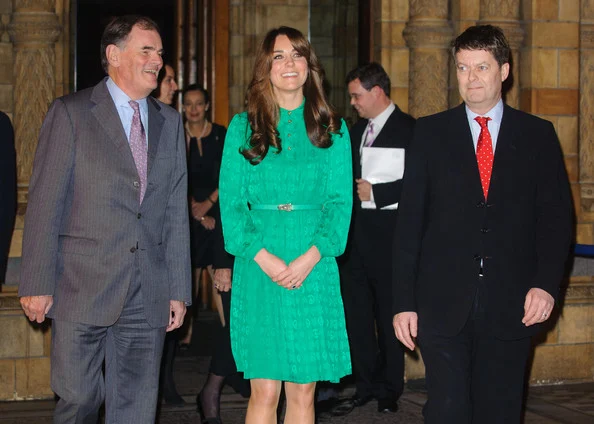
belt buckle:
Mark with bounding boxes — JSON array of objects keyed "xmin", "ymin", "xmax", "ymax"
[{"xmin": 277, "ymin": 203, "xmax": 293, "ymax": 211}]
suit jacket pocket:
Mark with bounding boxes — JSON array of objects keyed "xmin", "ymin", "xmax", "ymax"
[{"xmin": 59, "ymin": 237, "xmax": 98, "ymax": 256}]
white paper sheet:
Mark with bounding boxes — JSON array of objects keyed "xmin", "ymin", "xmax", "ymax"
[{"xmin": 361, "ymin": 147, "xmax": 405, "ymax": 210}]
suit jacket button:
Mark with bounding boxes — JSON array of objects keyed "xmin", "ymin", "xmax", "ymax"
[
  {"xmin": 130, "ymin": 247, "xmax": 137, "ymax": 253},
  {"xmin": 481, "ymin": 228, "xmax": 490, "ymax": 233},
  {"xmin": 133, "ymin": 181, "xmax": 140, "ymax": 188},
  {"xmin": 476, "ymin": 201, "xmax": 485, "ymax": 208},
  {"xmin": 137, "ymin": 213, "xmax": 142, "ymax": 219}
]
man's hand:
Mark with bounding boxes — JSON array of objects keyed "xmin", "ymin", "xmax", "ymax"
[
  {"xmin": 167, "ymin": 300, "xmax": 186, "ymax": 332},
  {"xmin": 20, "ymin": 295, "xmax": 53, "ymax": 323},
  {"xmin": 254, "ymin": 249, "xmax": 288, "ymax": 281},
  {"xmin": 213, "ymin": 268, "xmax": 232, "ymax": 292},
  {"xmin": 393, "ymin": 311, "xmax": 418, "ymax": 351},
  {"xmin": 274, "ymin": 246, "xmax": 321, "ymax": 290},
  {"xmin": 522, "ymin": 288, "xmax": 554, "ymax": 327},
  {"xmin": 356, "ymin": 178, "xmax": 372, "ymax": 201}
]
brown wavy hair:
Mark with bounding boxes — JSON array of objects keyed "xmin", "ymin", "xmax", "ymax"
[{"xmin": 241, "ymin": 26, "xmax": 341, "ymax": 164}]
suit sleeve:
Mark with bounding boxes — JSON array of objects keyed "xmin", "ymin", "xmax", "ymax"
[
  {"xmin": 531, "ymin": 121, "xmax": 573, "ymax": 300},
  {"xmin": 373, "ymin": 180, "xmax": 403, "ymax": 209},
  {"xmin": 19, "ymin": 99, "xmax": 75, "ymax": 297},
  {"xmin": 311, "ymin": 119, "xmax": 353, "ymax": 257},
  {"xmin": 219, "ymin": 114, "xmax": 266, "ymax": 260},
  {"xmin": 392, "ymin": 119, "xmax": 429, "ymax": 314},
  {"xmin": 163, "ymin": 114, "xmax": 192, "ymax": 303}
]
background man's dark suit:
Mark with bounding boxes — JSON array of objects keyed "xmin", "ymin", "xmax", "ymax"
[
  {"xmin": 0, "ymin": 112, "xmax": 16, "ymax": 282},
  {"xmin": 393, "ymin": 103, "xmax": 572, "ymax": 421},
  {"xmin": 343, "ymin": 105, "xmax": 415, "ymax": 404}
]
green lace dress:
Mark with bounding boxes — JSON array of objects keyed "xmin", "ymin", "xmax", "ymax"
[{"xmin": 219, "ymin": 103, "xmax": 353, "ymax": 383}]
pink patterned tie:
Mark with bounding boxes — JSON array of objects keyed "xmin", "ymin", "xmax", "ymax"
[
  {"xmin": 129, "ymin": 100, "xmax": 147, "ymax": 203},
  {"xmin": 364, "ymin": 121, "xmax": 375, "ymax": 147},
  {"xmin": 475, "ymin": 116, "xmax": 494, "ymax": 199}
]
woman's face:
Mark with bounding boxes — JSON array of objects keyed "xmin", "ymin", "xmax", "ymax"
[
  {"xmin": 183, "ymin": 90, "xmax": 208, "ymax": 124},
  {"xmin": 269, "ymin": 34, "xmax": 308, "ymax": 97},
  {"xmin": 158, "ymin": 65, "xmax": 178, "ymax": 105}
]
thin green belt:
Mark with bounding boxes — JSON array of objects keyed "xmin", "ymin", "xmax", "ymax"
[{"xmin": 249, "ymin": 203, "xmax": 323, "ymax": 212}]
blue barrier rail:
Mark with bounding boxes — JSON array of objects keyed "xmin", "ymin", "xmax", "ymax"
[{"xmin": 574, "ymin": 244, "xmax": 594, "ymax": 257}]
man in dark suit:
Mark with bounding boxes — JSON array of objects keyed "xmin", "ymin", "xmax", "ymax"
[
  {"xmin": 335, "ymin": 63, "xmax": 415, "ymax": 416},
  {"xmin": 392, "ymin": 25, "xmax": 572, "ymax": 423},
  {"xmin": 0, "ymin": 111, "xmax": 16, "ymax": 283},
  {"xmin": 19, "ymin": 15, "xmax": 191, "ymax": 423}
]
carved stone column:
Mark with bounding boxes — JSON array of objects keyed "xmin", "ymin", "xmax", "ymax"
[
  {"xmin": 478, "ymin": 0, "xmax": 524, "ymax": 109},
  {"xmin": 403, "ymin": 0, "xmax": 453, "ymax": 118},
  {"xmin": 581, "ymin": 3, "xmax": 594, "ymax": 221},
  {"xmin": 8, "ymin": 0, "xmax": 61, "ymax": 210}
]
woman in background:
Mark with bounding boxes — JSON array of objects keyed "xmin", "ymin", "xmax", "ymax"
[
  {"xmin": 153, "ymin": 63, "xmax": 178, "ymax": 106},
  {"xmin": 180, "ymin": 84, "xmax": 226, "ymax": 345},
  {"xmin": 219, "ymin": 26, "xmax": 352, "ymax": 424},
  {"xmin": 151, "ymin": 64, "xmax": 184, "ymax": 405}
]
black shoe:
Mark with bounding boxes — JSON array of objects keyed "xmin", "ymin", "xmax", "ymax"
[
  {"xmin": 330, "ymin": 394, "xmax": 373, "ymax": 417},
  {"xmin": 196, "ymin": 392, "xmax": 222, "ymax": 424},
  {"xmin": 377, "ymin": 397, "xmax": 398, "ymax": 413}
]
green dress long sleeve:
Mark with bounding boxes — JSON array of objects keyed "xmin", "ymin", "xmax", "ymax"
[{"xmin": 219, "ymin": 102, "xmax": 353, "ymax": 383}]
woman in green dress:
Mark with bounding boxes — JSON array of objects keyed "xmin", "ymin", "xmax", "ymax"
[{"xmin": 219, "ymin": 26, "xmax": 353, "ymax": 424}]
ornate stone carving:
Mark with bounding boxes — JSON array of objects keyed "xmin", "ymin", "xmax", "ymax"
[
  {"xmin": 409, "ymin": 0, "xmax": 447, "ymax": 19},
  {"xmin": 14, "ymin": 0, "xmax": 54, "ymax": 11},
  {"xmin": 581, "ymin": 184, "xmax": 594, "ymax": 213},
  {"xmin": 8, "ymin": 8, "xmax": 61, "ymax": 206},
  {"xmin": 408, "ymin": 50, "xmax": 450, "ymax": 116},
  {"xmin": 0, "ymin": 294, "xmax": 22, "ymax": 310},
  {"xmin": 583, "ymin": 0, "xmax": 594, "ymax": 21},
  {"xmin": 404, "ymin": 0, "xmax": 452, "ymax": 118},
  {"xmin": 581, "ymin": 25, "xmax": 594, "ymax": 51},
  {"xmin": 562, "ymin": 282, "xmax": 594, "ymax": 303},
  {"xmin": 580, "ymin": 24, "xmax": 594, "ymax": 201},
  {"xmin": 8, "ymin": 12, "xmax": 60, "ymax": 46},
  {"xmin": 481, "ymin": 0, "xmax": 518, "ymax": 20}
]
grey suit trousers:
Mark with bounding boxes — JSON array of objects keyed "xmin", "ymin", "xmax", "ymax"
[{"xmin": 51, "ymin": 274, "xmax": 166, "ymax": 424}]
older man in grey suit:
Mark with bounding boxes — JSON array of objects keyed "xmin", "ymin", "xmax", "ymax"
[{"xmin": 18, "ymin": 15, "xmax": 191, "ymax": 423}]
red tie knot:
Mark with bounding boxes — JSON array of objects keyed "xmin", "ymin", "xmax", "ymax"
[{"xmin": 475, "ymin": 116, "xmax": 491, "ymax": 129}]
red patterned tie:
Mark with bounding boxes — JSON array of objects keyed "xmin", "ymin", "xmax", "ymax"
[{"xmin": 475, "ymin": 116, "xmax": 493, "ymax": 199}]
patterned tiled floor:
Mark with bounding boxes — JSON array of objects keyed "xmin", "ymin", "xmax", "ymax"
[{"xmin": 1, "ymin": 313, "xmax": 592, "ymax": 423}]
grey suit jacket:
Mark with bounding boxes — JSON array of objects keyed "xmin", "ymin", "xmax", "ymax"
[{"xmin": 19, "ymin": 79, "xmax": 191, "ymax": 328}]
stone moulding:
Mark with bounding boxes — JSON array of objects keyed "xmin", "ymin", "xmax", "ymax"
[
  {"xmin": 580, "ymin": 25, "xmax": 594, "ymax": 49},
  {"xmin": 562, "ymin": 281, "xmax": 594, "ymax": 304},
  {"xmin": 0, "ymin": 294, "xmax": 22, "ymax": 310},
  {"xmin": 403, "ymin": 21, "xmax": 453, "ymax": 50},
  {"xmin": 7, "ymin": 12, "xmax": 61, "ymax": 46}
]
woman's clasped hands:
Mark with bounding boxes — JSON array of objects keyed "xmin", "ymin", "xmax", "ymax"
[{"xmin": 254, "ymin": 247, "xmax": 321, "ymax": 290}]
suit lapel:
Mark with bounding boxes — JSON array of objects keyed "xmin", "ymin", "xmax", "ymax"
[
  {"xmin": 147, "ymin": 97, "xmax": 164, "ymax": 176},
  {"xmin": 370, "ymin": 108, "xmax": 397, "ymax": 148},
  {"xmin": 449, "ymin": 104, "xmax": 485, "ymax": 200},
  {"xmin": 488, "ymin": 105, "xmax": 517, "ymax": 203},
  {"xmin": 90, "ymin": 80, "xmax": 129, "ymax": 153}
]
